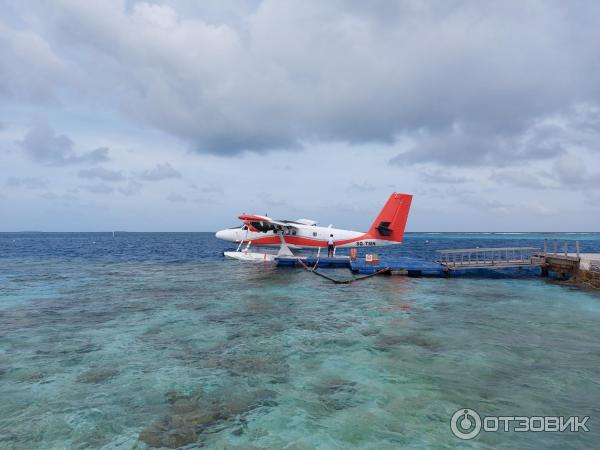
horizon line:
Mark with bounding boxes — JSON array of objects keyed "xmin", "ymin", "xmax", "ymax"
[{"xmin": 1, "ymin": 231, "xmax": 598, "ymax": 234}]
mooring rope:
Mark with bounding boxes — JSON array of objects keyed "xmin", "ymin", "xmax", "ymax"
[{"xmin": 297, "ymin": 259, "xmax": 390, "ymax": 284}]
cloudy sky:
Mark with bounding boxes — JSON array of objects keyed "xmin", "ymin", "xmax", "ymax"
[{"xmin": 1, "ymin": 0, "xmax": 599, "ymax": 231}]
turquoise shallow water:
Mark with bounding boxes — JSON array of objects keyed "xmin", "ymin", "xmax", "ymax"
[{"xmin": 1, "ymin": 233, "xmax": 600, "ymax": 449}]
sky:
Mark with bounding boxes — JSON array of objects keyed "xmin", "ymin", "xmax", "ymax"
[{"xmin": 1, "ymin": 0, "xmax": 599, "ymax": 232}]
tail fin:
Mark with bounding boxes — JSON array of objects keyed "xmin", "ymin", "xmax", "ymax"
[{"xmin": 367, "ymin": 192, "xmax": 412, "ymax": 242}]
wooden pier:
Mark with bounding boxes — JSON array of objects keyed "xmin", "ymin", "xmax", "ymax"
[{"xmin": 537, "ymin": 239, "xmax": 587, "ymax": 280}]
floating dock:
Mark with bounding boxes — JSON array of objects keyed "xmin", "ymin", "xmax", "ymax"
[
  {"xmin": 264, "ymin": 241, "xmax": 600, "ymax": 287},
  {"xmin": 350, "ymin": 256, "xmax": 444, "ymax": 276},
  {"xmin": 276, "ymin": 256, "xmax": 351, "ymax": 268},
  {"xmin": 276, "ymin": 255, "xmax": 445, "ymax": 275},
  {"xmin": 276, "ymin": 246, "xmax": 547, "ymax": 276}
]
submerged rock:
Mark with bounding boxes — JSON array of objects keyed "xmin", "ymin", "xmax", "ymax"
[
  {"xmin": 16, "ymin": 369, "xmax": 46, "ymax": 383},
  {"xmin": 139, "ymin": 393, "xmax": 218, "ymax": 447},
  {"xmin": 165, "ymin": 392, "xmax": 217, "ymax": 426},
  {"xmin": 403, "ymin": 334, "xmax": 441, "ymax": 351},
  {"xmin": 313, "ymin": 378, "xmax": 359, "ymax": 411},
  {"xmin": 139, "ymin": 388, "xmax": 279, "ymax": 447},
  {"xmin": 77, "ymin": 367, "xmax": 118, "ymax": 383},
  {"xmin": 373, "ymin": 333, "xmax": 441, "ymax": 352},
  {"xmin": 359, "ymin": 328, "xmax": 379, "ymax": 337},
  {"xmin": 139, "ymin": 415, "xmax": 197, "ymax": 449},
  {"xmin": 372, "ymin": 334, "xmax": 405, "ymax": 350},
  {"xmin": 170, "ymin": 397, "xmax": 199, "ymax": 415},
  {"xmin": 312, "ymin": 377, "xmax": 357, "ymax": 396}
]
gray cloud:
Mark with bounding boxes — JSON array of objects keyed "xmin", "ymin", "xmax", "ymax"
[
  {"xmin": 189, "ymin": 183, "xmax": 224, "ymax": 194},
  {"xmin": 118, "ymin": 180, "xmax": 143, "ymax": 196},
  {"xmin": 199, "ymin": 184, "xmax": 224, "ymax": 194},
  {"xmin": 0, "ymin": 20, "xmax": 66, "ymax": 103},
  {"xmin": 458, "ymin": 193, "xmax": 557, "ymax": 216},
  {"xmin": 488, "ymin": 153, "xmax": 600, "ymax": 191},
  {"xmin": 80, "ymin": 183, "xmax": 114, "ymax": 194},
  {"xmin": 166, "ymin": 192, "xmax": 188, "ymax": 202},
  {"xmin": 39, "ymin": 192, "xmax": 77, "ymax": 202},
  {"xmin": 420, "ymin": 170, "xmax": 470, "ymax": 184},
  {"xmin": 139, "ymin": 163, "xmax": 181, "ymax": 181},
  {"xmin": 5, "ymin": 1, "xmax": 599, "ymax": 160},
  {"xmin": 78, "ymin": 167, "xmax": 125, "ymax": 181},
  {"xmin": 40, "ymin": 192, "xmax": 58, "ymax": 200},
  {"xmin": 585, "ymin": 191, "xmax": 600, "ymax": 208},
  {"xmin": 166, "ymin": 192, "xmax": 214, "ymax": 203},
  {"xmin": 553, "ymin": 155, "xmax": 587, "ymax": 185},
  {"xmin": 348, "ymin": 182, "xmax": 376, "ymax": 192},
  {"xmin": 2, "ymin": 1, "xmax": 600, "ymax": 231},
  {"xmin": 257, "ymin": 192, "xmax": 285, "ymax": 207},
  {"xmin": 413, "ymin": 185, "xmax": 475, "ymax": 199},
  {"xmin": 490, "ymin": 170, "xmax": 554, "ymax": 190},
  {"xmin": 553, "ymin": 155, "xmax": 600, "ymax": 188},
  {"xmin": 391, "ymin": 122, "xmax": 566, "ymax": 167},
  {"xmin": 77, "ymin": 168, "xmax": 143, "ymax": 195},
  {"xmin": 5, "ymin": 176, "xmax": 48, "ymax": 189},
  {"xmin": 18, "ymin": 124, "xmax": 109, "ymax": 166}
]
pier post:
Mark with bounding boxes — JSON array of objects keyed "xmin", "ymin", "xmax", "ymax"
[
  {"xmin": 553, "ymin": 240, "xmax": 557, "ymax": 255},
  {"xmin": 564, "ymin": 241, "xmax": 568, "ymax": 257},
  {"xmin": 576, "ymin": 240, "xmax": 580, "ymax": 258},
  {"xmin": 544, "ymin": 239, "xmax": 547, "ymax": 257}
]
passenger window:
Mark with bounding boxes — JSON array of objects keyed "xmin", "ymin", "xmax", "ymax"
[{"xmin": 313, "ymin": 232, "xmax": 317, "ymax": 237}]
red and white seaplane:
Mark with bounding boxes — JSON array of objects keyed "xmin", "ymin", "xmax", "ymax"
[{"xmin": 215, "ymin": 192, "xmax": 412, "ymax": 261}]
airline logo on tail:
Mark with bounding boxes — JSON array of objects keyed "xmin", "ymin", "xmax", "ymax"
[{"xmin": 367, "ymin": 192, "xmax": 413, "ymax": 243}]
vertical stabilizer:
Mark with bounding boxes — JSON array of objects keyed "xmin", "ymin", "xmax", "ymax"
[{"xmin": 367, "ymin": 193, "xmax": 412, "ymax": 242}]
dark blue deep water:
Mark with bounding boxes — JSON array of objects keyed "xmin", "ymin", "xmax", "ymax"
[
  {"xmin": 1, "ymin": 232, "xmax": 599, "ymax": 449},
  {"xmin": 2, "ymin": 232, "xmax": 599, "ymax": 263}
]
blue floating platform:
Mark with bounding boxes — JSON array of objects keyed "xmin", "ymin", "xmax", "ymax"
[
  {"xmin": 276, "ymin": 256, "xmax": 351, "ymax": 268},
  {"xmin": 350, "ymin": 256, "xmax": 445, "ymax": 276},
  {"xmin": 276, "ymin": 254, "xmax": 445, "ymax": 276}
]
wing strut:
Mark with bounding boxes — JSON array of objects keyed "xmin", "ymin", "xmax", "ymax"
[
  {"xmin": 276, "ymin": 232, "xmax": 295, "ymax": 257},
  {"xmin": 236, "ymin": 228, "xmax": 249, "ymax": 252}
]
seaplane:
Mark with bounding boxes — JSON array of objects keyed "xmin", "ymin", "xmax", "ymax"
[{"xmin": 215, "ymin": 192, "xmax": 412, "ymax": 261}]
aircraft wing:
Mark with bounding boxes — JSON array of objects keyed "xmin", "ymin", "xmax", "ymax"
[{"xmin": 238, "ymin": 214, "xmax": 301, "ymax": 233}]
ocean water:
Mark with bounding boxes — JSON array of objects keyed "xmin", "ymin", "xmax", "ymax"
[{"xmin": 1, "ymin": 232, "xmax": 599, "ymax": 449}]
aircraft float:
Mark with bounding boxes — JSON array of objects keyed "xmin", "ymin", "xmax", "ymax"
[{"xmin": 215, "ymin": 192, "xmax": 412, "ymax": 261}]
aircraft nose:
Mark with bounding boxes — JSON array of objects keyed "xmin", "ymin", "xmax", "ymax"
[{"xmin": 215, "ymin": 229, "xmax": 227, "ymax": 240}]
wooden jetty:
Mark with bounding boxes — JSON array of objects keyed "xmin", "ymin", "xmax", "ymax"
[{"xmin": 537, "ymin": 239, "xmax": 600, "ymax": 286}]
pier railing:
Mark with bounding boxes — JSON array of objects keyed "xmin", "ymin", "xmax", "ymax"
[{"xmin": 437, "ymin": 247, "xmax": 543, "ymax": 269}]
